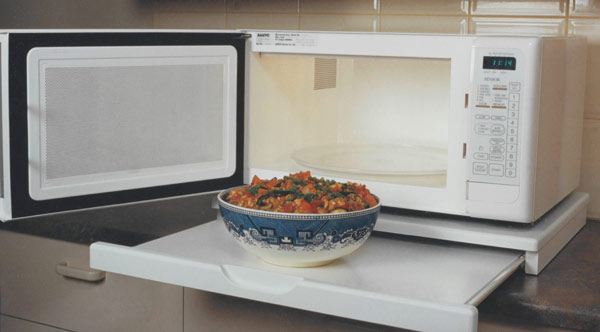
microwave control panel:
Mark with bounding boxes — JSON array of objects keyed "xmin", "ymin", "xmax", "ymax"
[{"xmin": 468, "ymin": 48, "xmax": 522, "ymax": 186}]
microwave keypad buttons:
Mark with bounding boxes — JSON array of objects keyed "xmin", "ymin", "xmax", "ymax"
[
  {"xmin": 490, "ymin": 124, "xmax": 505, "ymax": 135},
  {"xmin": 474, "ymin": 153, "xmax": 488, "ymax": 160},
  {"xmin": 473, "ymin": 162, "xmax": 488, "ymax": 175},
  {"xmin": 489, "ymin": 164, "xmax": 504, "ymax": 176},
  {"xmin": 489, "ymin": 138, "xmax": 505, "ymax": 146},
  {"xmin": 469, "ymin": 48, "xmax": 521, "ymax": 185}
]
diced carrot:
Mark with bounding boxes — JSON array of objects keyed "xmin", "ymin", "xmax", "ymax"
[
  {"xmin": 365, "ymin": 194, "xmax": 378, "ymax": 208},
  {"xmin": 297, "ymin": 200, "xmax": 316, "ymax": 213},
  {"xmin": 281, "ymin": 203, "xmax": 294, "ymax": 213},
  {"xmin": 251, "ymin": 175, "xmax": 262, "ymax": 186},
  {"xmin": 257, "ymin": 188, "xmax": 268, "ymax": 197},
  {"xmin": 264, "ymin": 179, "xmax": 278, "ymax": 189}
]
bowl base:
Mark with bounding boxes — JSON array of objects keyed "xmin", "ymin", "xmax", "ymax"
[{"xmin": 259, "ymin": 256, "xmax": 336, "ymax": 268}]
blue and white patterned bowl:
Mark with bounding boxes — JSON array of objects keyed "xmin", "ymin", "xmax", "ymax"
[{"xmin": 218, "ymin": 189, "xmax": 380, "ymax": 267}]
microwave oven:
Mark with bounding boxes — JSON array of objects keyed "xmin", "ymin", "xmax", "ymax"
[{"xmin": 0, "ymin": 30, "xmax": 586, "ymax": 223}]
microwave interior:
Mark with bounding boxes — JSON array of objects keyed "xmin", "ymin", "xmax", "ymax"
[{"xmin": 248, "ymin": 52, "xmax": 451, "ymax": 189}]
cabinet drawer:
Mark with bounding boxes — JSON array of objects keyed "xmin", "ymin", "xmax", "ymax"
[
  {"xmin": 1, "ymin": 314, "xmax": 68, "ymax": 332},
  {"xmin": 0, "ymin": 231, "xmax": 182, "ymax": 332}
]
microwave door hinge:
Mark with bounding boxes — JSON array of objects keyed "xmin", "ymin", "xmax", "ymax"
[{"xmin": 235, "ymin": 33, "xmax": 252, "ymax": 40}]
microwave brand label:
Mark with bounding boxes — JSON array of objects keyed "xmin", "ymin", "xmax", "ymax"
[{"xmin": 254, "ymin": 32, "xmax": 318, "ymax": 48}]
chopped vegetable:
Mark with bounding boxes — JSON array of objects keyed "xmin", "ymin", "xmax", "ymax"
[{"xmin": 224, "ymin": 171, "xmax": 378, "ymax": 214}]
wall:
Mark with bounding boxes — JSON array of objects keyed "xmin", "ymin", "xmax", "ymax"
[{"xmin": 1, "ymin": 0, "xmax": 598, "ymax": 218}]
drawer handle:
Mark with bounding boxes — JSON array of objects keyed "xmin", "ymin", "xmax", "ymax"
[{"xmin": 56, "ymin": 261, "xmax": 106, "ymax": 282}]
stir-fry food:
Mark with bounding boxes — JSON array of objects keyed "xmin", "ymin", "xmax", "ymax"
[{"xmin": 224, "ymin": 171, "xmax": 378, "ymax": 214}]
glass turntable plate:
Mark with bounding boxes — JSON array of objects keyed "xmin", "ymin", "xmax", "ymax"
[{"xmin": 292, "ymin": 144, "xmax": 447, "ymax": 176}]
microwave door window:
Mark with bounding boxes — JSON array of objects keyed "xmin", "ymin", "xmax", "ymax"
[
  {"xmin": 27, "ymin": 45, "xmax": 238, "ymax": 200},
  {"xmin": 248, "ymin": 54, "xmax": 450, "ymax": 188}
]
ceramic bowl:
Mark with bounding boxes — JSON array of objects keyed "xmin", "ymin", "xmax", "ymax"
[{"xmin": 217, "ymin": 189, "xmax": 380, "ymax": 267}]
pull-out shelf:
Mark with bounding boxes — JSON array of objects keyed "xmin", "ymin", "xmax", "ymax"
[
  {"xmin": 90, "ymin": 192, "xmax": 588, "ymax": 332},
  {"xmin": 91, "ymin": 221, "xmax": 523, "ymax": 331}
]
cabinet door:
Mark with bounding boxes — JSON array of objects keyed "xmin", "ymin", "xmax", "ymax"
[
  {"xmin": 1, "ymin": 314, "xmax": 69, "ymax": 332},
  {"xmin": 0, "ymin": 230, "xmax": 183, "ymax": 332}
]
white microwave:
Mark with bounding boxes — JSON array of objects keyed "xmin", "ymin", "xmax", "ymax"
[{"xmin": 0, "ymin": 30, "xmax": 586, "ymax": 223}]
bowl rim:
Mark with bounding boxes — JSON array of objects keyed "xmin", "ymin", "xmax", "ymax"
[{"xmin": 217, "ymin": 186, "xmax": 381, "ymax": 220}]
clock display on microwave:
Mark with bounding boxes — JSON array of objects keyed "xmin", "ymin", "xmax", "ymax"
[{"xmin": 483, "ymin": 56, "xmax": 516, "ymax": 70}]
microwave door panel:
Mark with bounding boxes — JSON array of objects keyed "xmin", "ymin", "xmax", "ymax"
[
  {"xmin": 27, "ymin": 46, "xmax": 237, "ymax": 200},
  {"xmin": 3, "ymin": 32, "xmax": 247, "ymax": 220},
  {"xmin": 0, "ymin": 33, "xmax": 9, "ymax": 220}
]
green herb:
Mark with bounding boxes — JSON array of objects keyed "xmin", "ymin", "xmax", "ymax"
[
  {"xmin": 364, "ymin": 202, "xmax": 370, "ymax": 209},
  {"xmin": 271, "ymin": 189, "xmax": 291, "ymax": 196},
  {"xmin": 247, "ymin": 185, "xmax": 265, "ymax": 196},
  {"xmin": 257, "ymin": 194, "xmax": 271, "ymax": 206},
  {"xmin": 285, "ymin": 176, "xmax": 303, "ymax": 185},
  {"xmin": 302, "ymin": 193, "xmax": 315, "ymax": 202}
]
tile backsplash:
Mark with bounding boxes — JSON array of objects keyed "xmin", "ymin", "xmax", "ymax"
[{"xmin": 154, "ymin": 0, "xmax": 600, "ymax": 219}]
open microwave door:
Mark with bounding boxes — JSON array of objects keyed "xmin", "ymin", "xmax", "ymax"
[{"xmin": 5, "ymin": 32, "xmax": 247, "ymax": 219}]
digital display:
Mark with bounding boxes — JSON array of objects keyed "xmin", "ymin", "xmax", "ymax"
[{"xmin": 483, "ymin": 56, "xmax": 516, "ymax": 70}]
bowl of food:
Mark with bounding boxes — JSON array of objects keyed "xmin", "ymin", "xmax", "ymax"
[{"xmin": 217, "ymin": 171, "xmax": 380, "ymax": 267}]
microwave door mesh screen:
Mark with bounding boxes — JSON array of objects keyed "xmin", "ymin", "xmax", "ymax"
[{"xmin": 42, "ymin": 65, "xmax": 224, "ymax": 180}]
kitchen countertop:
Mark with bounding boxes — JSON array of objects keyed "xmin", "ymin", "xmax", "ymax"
[
  {"xmin": 0, "ymin": 194, "xmax": 597, "ymax": 331},
  {"xmin": 479, "ymin": 219, "xmax": 600, "ymax": 331}
]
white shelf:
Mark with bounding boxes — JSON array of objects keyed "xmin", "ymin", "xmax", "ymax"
[{"xmin": 91, "ymin": 219, "xmax": 523, "ymax": 332}]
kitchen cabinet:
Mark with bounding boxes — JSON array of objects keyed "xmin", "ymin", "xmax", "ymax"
[
  {"xmin": 0, "ymin": 230, "xmax": 183, "ymax": 332},
  {"xmin": 1, "ymin": 314, "xmax": 69, "ymax": 332}
]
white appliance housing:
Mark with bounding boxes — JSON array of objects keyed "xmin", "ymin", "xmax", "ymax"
[{"xmin": 0, "ymin": 30, "xmax": 586, "ymax": 223}]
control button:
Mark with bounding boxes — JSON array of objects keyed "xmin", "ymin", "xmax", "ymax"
[
  {"xmin": 490, "ymin": 146, "xmax": 505, "ymax": 154},
  {"xmin": 507, "ymin": 135, "xmax": 517, "ymax": 144},
  {"xmin": 490, "ymin": 164, "xmax": 504, "ymax": 176},
  {"xmin": 507, "ymin": 160, "xmax": 516, "ymax": 169},
  {"xmin": 490, "ymin": 154, "xmax": 504, "ymax": 161},
  {"xmin": 490, "ymin": 124, "xmax": 505, "ymax": 136},
  {"xmin": 474, "ymin": 153, "xmax": 488, "ymax": 160},
  {"xmin": 509, "ymin": 111, "xmax": 519, "ymax": 118},
  {"xmin": 508, "ymin": 127, "xmax": 518, "ymax": 135},
  {"xmin": 507, "ymin": 144, "xmax": 517, "ymax": 153},
  {"xmin": 490, "ymin": 138, "xmax": 505, "ymax": 145},
  {"xmin": 475, "ymin": 114, "xmax": 490, "ymax": 120},
  {"xmin": 509, "ymin": 93, "xmax": 520, "ymax": 102},
  {"xmin": 509, "ymin": 101, "xmax": 519, "ymax": 111},
  {"xmin": 506, "ymin": 169, "xmax": 517, "ymax": 178},
  {"xmin": 509, "ymin": 82, "xmax": 521, "ymax": 91},
  {"xmin": 507, "ymin": 152, "xmax": 517, "ymax": 161},
  {"xmin": 508, "ymin": 118, "xmax": 518, "ymax": 127},
  {"xmin": 491, "ymin": 115, "xmax": 506, "ymax": 121},
  {"xmin": 475, "ymin": 123, "xmax": 490, "ymax": 135},
  {"xmin": 473, "ymin": 162, "xmax": 488, "ymax": 175}
]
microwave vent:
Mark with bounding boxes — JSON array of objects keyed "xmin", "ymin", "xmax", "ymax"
[{"xmin": 314, "ymin": 58, "xmax": 337, "ymax": 90}]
